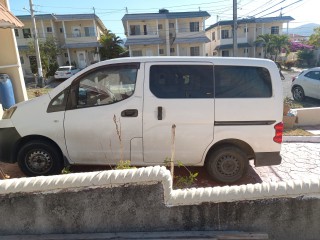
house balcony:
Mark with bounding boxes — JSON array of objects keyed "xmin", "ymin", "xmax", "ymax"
[
  {"xmin": 65, "ymin": 34, "xmax": 98, "ymax": 45},
  {"xmin": 215, "ymin": 37, "xmax": 248, "ymax": 46}
]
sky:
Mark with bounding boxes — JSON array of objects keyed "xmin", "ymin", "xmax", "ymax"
[{"xmin": 8, "ymin": 0, "xmax": 320, "ymax": 38}]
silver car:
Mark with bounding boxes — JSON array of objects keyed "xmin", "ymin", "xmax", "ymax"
[{"xmin": 291, "ymin": 67, "xmax": 320, "ymax": 101}]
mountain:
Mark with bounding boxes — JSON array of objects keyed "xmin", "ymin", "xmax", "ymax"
[{"xmin": 288, "ymin": 23, "xmax": 320, "ymax": 37}]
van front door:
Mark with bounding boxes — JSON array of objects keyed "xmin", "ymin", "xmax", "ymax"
[
  {"xmin": 143, "ymin": 62, "xmax": 215, "ymax": 165},
  {"xmin": 64, "ymin": 63, "xmax": 143, "ymax": 165}
]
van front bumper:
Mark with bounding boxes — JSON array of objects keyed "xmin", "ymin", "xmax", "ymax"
[
  {"xmin": 254, "ymin": 152, "xmax": 282, "ymax": 167},
  {"xmin": 0, "ymin": 124, "xmax": 21, "ymax": 163}
]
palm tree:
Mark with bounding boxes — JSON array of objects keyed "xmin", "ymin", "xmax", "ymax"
[
  {"xmin": 255, "ymin": 34, "xmax": 273, "ymax": 58},
  {"xmin": 270, "ymin": 34, "xmax": 290, "ymax": 61},
  {"xmin": 99, "ymin": 29, "xmax": 125, "ymax": 60}
]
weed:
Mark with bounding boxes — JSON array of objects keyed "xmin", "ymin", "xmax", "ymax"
[
  {"xmin": 116, "ymin": 160, "xmax": 136, "ymax": 170},
  {"xmin": 0, "ymin": 167, "xmax": 10, "ymax": 179},
  {"xmin": 61, "ymin": 166, "xmax": 72, "ymax": 174}
]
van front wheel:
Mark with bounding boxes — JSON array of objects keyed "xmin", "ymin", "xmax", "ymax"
[
  {"xmin": 18, "ymin": 140, "xmax": 63, "ymax": 177},
  {"xmin": 205, "ymin": 146, "xmax": 248, "ymax": 183}
]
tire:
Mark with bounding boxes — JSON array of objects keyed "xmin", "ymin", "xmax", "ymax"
[
  {"xmin": 205, "ymin": 146, "xmax": 248, "ymax": 184},
  {"xmin": 18, "ymin": 140, "xmax": 64, "ymax": 177},
  {"xmin": 292, "ymin": 86, "xmax": 305, "ymax": 101}
]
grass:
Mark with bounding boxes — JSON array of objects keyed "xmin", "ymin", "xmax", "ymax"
[
  {"xmin": 283, "ymin": 127, "xmax": 314, "ymax": 136},
  {"xmin": 286, "ymin": 97, "xmax": 320, "ymax": 109},
  {"xmin": 27, "ymin": 88, "xmax": 52, "ymax": 99}
]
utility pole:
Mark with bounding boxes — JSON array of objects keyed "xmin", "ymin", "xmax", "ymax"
[
  {"xmin": 29, "ymin": 0, "xmax": 43, "ymax": 86},
  {"xmin": 233, "ymin": 0, "xmax": 238, "ymax": 57}
]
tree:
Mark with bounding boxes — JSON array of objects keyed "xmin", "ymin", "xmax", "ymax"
[
  {"xmin": 99, "ymin": 29, "xmax": 125, "ymax": 60},
  {"xmin": 270, "ymin": 34, "xmax": 290, "ymax": 61},
  {"xmin": 308, "ymin": 27, "xmax": 320, "ymax": 48},
  {"xmin": 297, "ymin": 49, "xmax": 314, "ymax": 67},
  {"xmin": 289, "ymin": 41, "xmax": 313, "ymax": 52},
  {"xmin": 28, "ymin": 37, "xmax": 62, "ymax": 77},
  {"xmin": 255, "ymin": 34, "xmax": 290, "ymax": 61},
  {"xmin": 255, "ymin": 34, "xmax": 273, "ymax": 58}
]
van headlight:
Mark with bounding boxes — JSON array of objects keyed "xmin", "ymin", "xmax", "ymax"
[{"xmin": 2, "ymin": 106, "xmax": 17, "ymax": 119}]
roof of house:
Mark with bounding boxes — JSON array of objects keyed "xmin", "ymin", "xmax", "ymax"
[
  {"xmin": 214, "ymin": 43, "xmax": 251, "ymax": 50},
  {"xmin": 61, "ymin": 42, "xmax": 101, "ymax": 49},
  {"xmin": 125, "ymin": 37, "xmax": 165, "ymax": 46},
  {"xmin": 0, "ymin": 2, "xmax": 24, "ymax": 28},
  {"xmin": 122, "ymin": 10, "xmax": 210, "ymax": 21},
  {"xmin": 206, "ymin": 16, "xmax": 294, "ymax": 31},
  {"xmin": 174, "ymin": 36, "xmax": 210, "ymax": 44},
  {"xmin": 17, "ymin": 14, "xmax": 106, "ymax": 30}
]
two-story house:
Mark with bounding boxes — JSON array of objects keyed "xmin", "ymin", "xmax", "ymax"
[
  {"xmin": 122, "ymin": 9, "xmax": 210, "ymax": 57},
  {"xmin": 206, "ymin": 16, "xmax": 294, "ymax": 58},
  {"xmin": 16, "ymin": 13, "xmax": 106, "ymax": 77}
]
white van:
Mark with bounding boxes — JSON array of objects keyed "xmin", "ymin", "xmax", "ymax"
[{"xmin": 0, "ymin": 57, "xmax": 283, "ymax": 183}]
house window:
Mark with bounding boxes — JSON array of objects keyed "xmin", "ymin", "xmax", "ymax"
[
  {"xmin": 60, "ymin": 28, "xmax": 63, "ymax": 33},
  {"xmin": 132, "ymin": 50, "xmax": 142, "ymax": 57},
  {"xmin": 243, "ymin": 48, "xmax": 249, "ymax": 54},
  {"xmin": 222, "ymin": 50, "xmax": 229, "ymax": 57},
  {"xmin": 47, "ymin": 27, "xmax": 52, "ymax": 33},
  {"xmin": 64, "ymin": 53, "xmax": 68, "ymax": 58},
  {"xmin": 158, "ymin": 24, "xmax": 163, "ymax": 29},
  {"xmin": 190, "ymin": 46, "xmax": 200, "ymax": 56},
  {"xmin": 169, "ymin": 23, "xmax": 174, "ymax": 28},
  {"xmin": 221, "ymin": 30, "xmax": 229, "ymax": 39},
  {"xmin": 130, "ymin": 25, "xmax": 141, "ymax": 35},
  {"xmin": 143, "ymin": 25, "xmax": 147, "ymax": 35},
  {"xmin": 20, "ymin": 56, "xmax": 24, "ymax": 64},
  {"xmin": 159, "ymin": 49, "xmax": 164, "ymax": 55},
  {"xmin": 170, "ymin": 48, "xmax": 175, "ymax": 53},
  {"xmin": 190, "ymin": 22, "xmax": 199, "ymax": 32},
  {"xmin": 212, "ymin": 32, "xmax": 215, "ymax": 41},
  {"xmin": 271, "ymin": 26, "xmax": 279, "ymax": 35},
  {"xmin": 22, "ymin": 28, "xmax": 31, "ymax": 38},
  {"xmin": 14, "ymin": 29, "xmax": 19, "ymax": 37},
  {"xmin": 244, "ymin": 27, "xmax": 248, "ymax": 33},
  {"xmin": 84, "ymin": 27, "xmax": 95, "ymax": 37}
]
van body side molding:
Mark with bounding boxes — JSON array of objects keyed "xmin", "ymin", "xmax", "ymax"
[{"xmin": 215, "ymin": 121, "xmax": 276, "ymax": 126}]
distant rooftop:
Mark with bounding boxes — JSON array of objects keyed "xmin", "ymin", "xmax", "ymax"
[
  {"xmin": 206, "ymin": 16, "xmax": 294, "ymax": 31},
  {"xmin": 17, "ymin": 13, "xmax": 106, "ymax": 29},
  {"xmin": 122, "ymin": 9, "xmax": 210, "ymax": 21}
]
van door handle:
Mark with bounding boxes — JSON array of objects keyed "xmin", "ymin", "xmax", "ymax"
[
  {"xmin": 158, "ymin": 106, "xmax": 162, "ymax": 120},
  {"xmin": 121, "ymin": 109, "xmax": 138, "ymax": 117}
]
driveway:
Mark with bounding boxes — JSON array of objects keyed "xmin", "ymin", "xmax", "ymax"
[{"xmin": 1, "ymin": 142, "xmax": 319, "ymax": 187}]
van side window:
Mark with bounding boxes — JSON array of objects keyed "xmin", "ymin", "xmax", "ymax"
[
  {"xmin": 214, "ymin": 66, "xmax": 272, "ymax": 98},
  {"xmin": 69, "ymin": 64, "xmax": 138, "ymax": 108},
  {"xmin": 150, "ymin": 65, "xmax": 213, "ymax": 98}
]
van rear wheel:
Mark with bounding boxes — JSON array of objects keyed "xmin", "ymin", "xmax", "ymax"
[
  {"xmin": 205, "ymin": 146, "xmax": 248, "ymax": 183},
  {"xmin": 18, "ymin": 140, "xmax": 63, "ymax": 177}
]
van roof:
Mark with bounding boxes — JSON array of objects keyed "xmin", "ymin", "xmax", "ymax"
[{"xmin": 95, "ymin": 56, "xmax": 275, "ymax": 66}]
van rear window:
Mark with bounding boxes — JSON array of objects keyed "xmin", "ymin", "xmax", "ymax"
[
  {"xmin": 150, "ymin": 65, "xmax": 214, "ymax": 98},
  {"xmin": 214, "ymin": 66, "xmax": 272, "ymax": 98}
]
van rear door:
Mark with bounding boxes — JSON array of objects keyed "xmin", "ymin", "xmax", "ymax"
[{"xmin": 143, "ymin": 62, "xmax": 214, "ymax": 165}]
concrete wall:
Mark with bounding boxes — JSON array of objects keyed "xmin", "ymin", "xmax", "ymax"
[
  {"xmin": 294, "ymin": 107, "xmax": 320, "ymax": 126},
  {"xmin": 0, "ymin": 166, "xmax": 319, "ymax": 239}
]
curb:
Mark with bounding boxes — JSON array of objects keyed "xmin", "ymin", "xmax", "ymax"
[{"xmin": 283, "ymin": 136, "xmax": 320, "ymax": 143}]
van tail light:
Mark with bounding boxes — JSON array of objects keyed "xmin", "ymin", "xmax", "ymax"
[{"xmin": 273, "ymin": 122, "xmax": 284, "ymax": 143}]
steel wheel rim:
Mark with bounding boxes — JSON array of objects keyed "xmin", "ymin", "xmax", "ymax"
[
  {"xmin": 25, "ymin": 149, "xmax": 53, "ymax": 174},
  {"xmin": 217, "ymin": 154, "xmax": 240, "ymax": 177}
]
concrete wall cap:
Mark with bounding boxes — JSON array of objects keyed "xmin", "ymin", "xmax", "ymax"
[{"xmin": 0, "ymin": 166, "xmax": 319, "ymax": 205}]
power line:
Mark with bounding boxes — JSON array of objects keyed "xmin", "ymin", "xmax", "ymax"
[{"xmin": 258, "ymin": 0, "xmax": 303, "ymax": 18}]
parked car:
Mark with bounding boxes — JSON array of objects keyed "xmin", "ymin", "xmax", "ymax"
[
  {"xmin": 291, "ymin": 67, "xmax": 320, "ymax": 101},
  {"xmin": 0, "ymin": 57, "xmax": 283, "ymax": 183},
  {"xmin": 54, "ymin": 66, "xmax": 80, "ymax": 80}
]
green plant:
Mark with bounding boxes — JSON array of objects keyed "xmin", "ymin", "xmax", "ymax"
[
  {"xmin": 116, "ymin": 160, "xmax": 136, "ymax": 170},
  {"xmin": 61, "ymin": 166, "xmax": 72, "ymax": 174}
]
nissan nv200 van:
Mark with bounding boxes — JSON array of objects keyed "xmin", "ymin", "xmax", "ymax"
[{"xmin": 0, "ymin": 57, "xmax": 283, "ymax": 183}]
